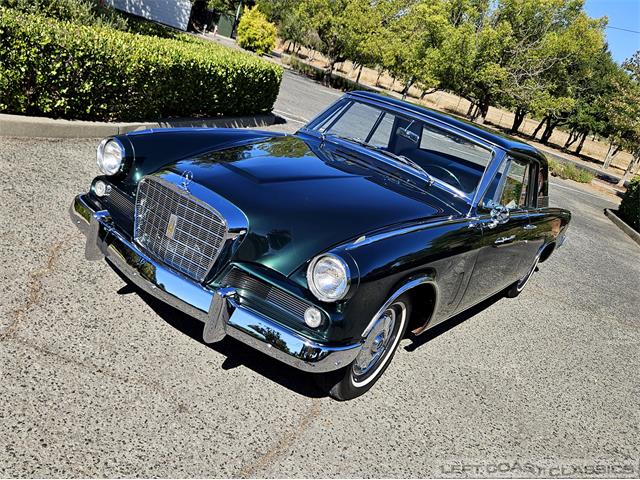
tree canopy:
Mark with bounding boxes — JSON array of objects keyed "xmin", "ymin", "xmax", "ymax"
[{"xmin": 258, "ymin": 0, "xmax": 638, "ymax": 163}]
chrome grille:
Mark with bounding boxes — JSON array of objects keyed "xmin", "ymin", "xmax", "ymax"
[
  {"xmin": 107, "ymin": 186, "xmax": 134, "ymax": 219},
  {"xmin": 222, "ymin": 268, "xmax": 310, "ymax": 319},
  {"xmin": 135, "ymin": 177, "xmax": 228, "ymax": 281}
]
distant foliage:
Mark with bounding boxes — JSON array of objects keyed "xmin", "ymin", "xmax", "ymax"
[
  {"xmin": 619, "ymin": 176, "xmax": 640, "ymax": 232},
  {"xmin": 0, "ymin": 8, "xmax": 283, "ymax": 121},
  {"xmin": 236, "ymin": 6, "xmax": 277, "ymax": 56}
]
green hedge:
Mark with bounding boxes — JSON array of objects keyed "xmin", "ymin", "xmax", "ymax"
[
  {"xmin": 0, "ymin": 8, "xmax": 283, "ymax": 121},
  {"xmin": 619, "ymin": 175, "xmax": 640, "ymax": 232}
]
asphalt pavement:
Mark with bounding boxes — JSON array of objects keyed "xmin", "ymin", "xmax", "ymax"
[{"xmin": 1, "ymin": 71, "xmax": 639, "ymax": 477}]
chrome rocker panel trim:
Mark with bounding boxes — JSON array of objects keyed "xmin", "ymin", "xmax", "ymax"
[{"xmin": 70, "ymin": 194, "xmax": 361, "ymax": 373}]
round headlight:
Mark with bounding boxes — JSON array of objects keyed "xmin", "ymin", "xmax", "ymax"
[
  {"xmin": 97, "ymin": 138, "xmax": 124, "ymax": 176},
  {"xmin": 307, "ymin": 254, "xmax": 351, "ymax": 302}
]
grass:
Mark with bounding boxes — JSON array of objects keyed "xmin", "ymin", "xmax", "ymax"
[{"xmin": 548, "ymin": 158, "xmax": 594, "ymax": 183}]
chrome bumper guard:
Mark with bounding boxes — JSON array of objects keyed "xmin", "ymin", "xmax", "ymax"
[{"xmin": 70, "ymin": 194, "xmax": 361, "ymax": 373}]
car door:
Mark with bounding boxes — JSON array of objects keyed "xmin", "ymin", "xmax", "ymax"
[{"xmin": 457, "ymin": 155, "xmax": 541, "ymax": 310}]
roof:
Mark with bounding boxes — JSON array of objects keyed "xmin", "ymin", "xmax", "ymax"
[{"xmin": 348, "ymin": 91, "xmax": 545, "ymax": 161}]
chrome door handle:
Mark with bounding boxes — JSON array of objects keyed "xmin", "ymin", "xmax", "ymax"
[
  {"xmin": 523, "ymin": 224, "xmax": 537, "ymax": 230},
  {"xmin": 494, "ymin": 235, "xmax": 516, "ymax": 245}
]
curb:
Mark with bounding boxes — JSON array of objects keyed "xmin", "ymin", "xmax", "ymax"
[
  {"xmin": 0, "ymin": 113, "xmax": 281, "ymax": 139},
  {"xmin": 604, "ymin": 209, "xmax": 640, "ymax": 247}
]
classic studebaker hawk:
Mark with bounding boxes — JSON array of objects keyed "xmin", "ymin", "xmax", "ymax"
[{"xmin": 71, "ymin": 92, "xmax": 570, "ymax": 400}]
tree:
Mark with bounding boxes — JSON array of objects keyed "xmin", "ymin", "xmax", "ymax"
[
  {"xmin": 376, "ymin": 0, "xmax": 449, "ymax": 98},
  {"xmin": 608, "ymin": 52, "xmax": 640, "ymax": 186},
  {"xmin": 526, "ymin": 12, "xmax": 605, "ymax": 143},
  {"xmin": 236, "ymin": 5, "xmax": 277, "ymax": 55},
  {"xmin": 562, "ymin": 49, "xmax": 621, "ymax": 155},
  {"xmin": 294, "ymin": 0, "xmax": 351, "ymax": 76},
  {"xmin": 436, "ymin": 14, "xmax": 510, "ymax": 123}
]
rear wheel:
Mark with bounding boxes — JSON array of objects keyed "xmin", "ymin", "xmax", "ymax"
[
  {"xmin": 506, "ymin": 254, "xmax": 540, "ymax": 298},
  {"xmin": 316, "ymin": 294, "xmax": 411, "ymax": 401}
]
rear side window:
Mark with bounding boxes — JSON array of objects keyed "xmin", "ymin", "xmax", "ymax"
[{"xmin": 499, "ymin": 158, "xmax": 531, "ymax": 210}]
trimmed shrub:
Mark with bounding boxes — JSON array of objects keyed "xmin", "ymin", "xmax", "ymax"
[
  {"xmin": 547, "ymin": 157, "xmax": 594, "ymax": 183},
  {"xmin": 236, "ymin": 6, "xmax": 277, "ymax": 56},
  {"xmin": 619, "ymin": 175, "xmax": 640, "ymax": 232},
  {"xmin": 0, "ymin": 8, "xmax": 283, "ymax": 121},
  {"xmin": 284, "ymin": 56, "xmax": 377, "ymax": 92}
]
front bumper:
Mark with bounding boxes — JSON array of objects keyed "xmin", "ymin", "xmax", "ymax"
[{"xmin": 70, "ymin": 194, "xmax": 361, "ymax": 373}]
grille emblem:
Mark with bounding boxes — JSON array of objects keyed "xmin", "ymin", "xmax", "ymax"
[
  {"xmin": 180, "ymin": 170, "xmax": 193, "ymax": 191},
  {"xmin": 166, "ymin": 213, "xmax": 178, "ymax": 240}
]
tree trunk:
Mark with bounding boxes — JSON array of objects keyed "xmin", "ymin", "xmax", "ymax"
[
  {"xmin": 510, "ymin": 107, "xmax": 526, "ymax": 133},
  {"xmin": 356, "ymin": 64, "xmax": 363, "ymax": 85},
  {"xmin": 564, "ymin": 129, "xmax": 579, "ymax": 148},
  {"xmin": 603, "ymin": 142, "xmax": 619, "ymax": 169},
  {"xmin": 575, "ymin": 131, "xmax": 588, "ymax": 155},
  {"xmin": 401, "ymin": 77, "xmax": 415, "ymax": 100},
  {"xmin": 376, "ymin": 69, "xmax": 383, "ymax": 86},
  {"xmin": 540, "ymin": 119, "xmax": 558, "ymax": 144},
  {"xmin": 532, "ymin": 117, "xmax": 548, "ymax": 139},
  {"xmin": 466, "ymin": 102, "xmax": 476, "ymax": 117},
  {"xmin": 474, "ymin": 102, "xmax": 489, "ymax": 124},
  {"xmin": 618, "ymin": 154, "xmax": 640, "ymax": 187}
]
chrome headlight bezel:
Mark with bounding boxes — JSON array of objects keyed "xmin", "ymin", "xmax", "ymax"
[
  {"xmin": 306, "ymin": 253, "xmax": 351, "ymax": 303},
  {"xmin": 96, "ymin": 138, "xmax": 125, "ymax": 176}
]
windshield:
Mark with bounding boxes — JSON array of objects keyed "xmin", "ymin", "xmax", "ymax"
[{"xmin": 307, "ymin": 99, "xmax": 494, "ymax": 195}]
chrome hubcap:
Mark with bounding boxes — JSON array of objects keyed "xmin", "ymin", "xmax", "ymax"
[{"xmin": 352, "ymin": 308, "xmax": 396, "ymax": 378}]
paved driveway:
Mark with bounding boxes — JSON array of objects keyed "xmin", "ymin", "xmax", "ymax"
[{"xmin": 1, "ymin": 73, "xmax": 639, "ymax": 477}]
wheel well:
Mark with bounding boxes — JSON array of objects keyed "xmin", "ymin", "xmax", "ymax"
[
  {"xmin": 539, "ymin": 242, "xmax": 556, "ymax": 263},
  {"xmin": 405, "ymin": 282, "xmax": 437, "ymax": 335}
]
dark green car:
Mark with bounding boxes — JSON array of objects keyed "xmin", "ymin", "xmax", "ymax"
[{"xmin": 71, "ymin": 92, "xmax": 570, "ymax": 400}]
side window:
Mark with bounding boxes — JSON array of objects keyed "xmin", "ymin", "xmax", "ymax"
[
  {"xmin": 537, "ymin": 164, "xmax": 549, "ymax": 208},
  {"xmin": 368, "ymin": 112, "xmax": 394, "ymax": 148},
  {"xmin": 419, "ymin": 123, "xmax": 493, "ymax": 170},
  {"xmin": 323, "ymin": 102, "xmax": 382, "ymax": 141},
  {"xmin": 499, "ymin": 157, "xmax": 532, "ymax": 210}
]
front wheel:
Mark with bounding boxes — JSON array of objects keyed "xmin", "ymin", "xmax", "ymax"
[{"xmin": 316, "ymin": 294, "xmax": 411, "ymax": 401}]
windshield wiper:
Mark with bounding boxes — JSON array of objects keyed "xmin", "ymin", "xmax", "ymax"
[{"xmin": 323, "ymin": 133, "xmax": 434, "ymax": 186}]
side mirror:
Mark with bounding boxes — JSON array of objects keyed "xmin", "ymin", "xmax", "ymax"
[
  {"xmin": 396, "ymin": 126, "xmax": 419, "ymax": 144},
  {"xmin": 482, "ymin": 199, "xmax": 510, "ymax": 229},
  {"xmin": 489, "ymin": 204, "xmax": 510, "ymax": 228}
]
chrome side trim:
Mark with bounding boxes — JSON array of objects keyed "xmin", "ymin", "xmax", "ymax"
[
  {"xmin": 344, "ymin": 216, "xmax": 464, "ymax": 250},
  {"xmin": 70, "ymin": 194, "xmax": 359, "ymax": 373},
  {"xmin": 361, "ymin": 275, "xmax": 438, "ymax": 337}
]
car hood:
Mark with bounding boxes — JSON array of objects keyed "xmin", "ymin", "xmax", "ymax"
[{"xmin": 158, "ymin": 135, "xmax": 462, "ymax": 277}]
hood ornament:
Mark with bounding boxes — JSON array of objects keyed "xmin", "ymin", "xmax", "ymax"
[{"xmin": 180, "ymin": 170, "xmax": 193, "ymax": 191}]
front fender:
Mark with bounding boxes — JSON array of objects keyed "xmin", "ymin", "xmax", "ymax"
[{"xmin": 290, "ymin": 215, "xmax": 480, "ymax": 343}]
